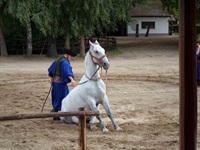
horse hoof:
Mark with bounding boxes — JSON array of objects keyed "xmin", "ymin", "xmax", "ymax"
[
  {"xmin": 103, "ymin": 128, "xmax": 109, "ymax": 132},
  {"xmin": 116, "ymin": 127, "xmax": 123, "ymax": 131},
  {"xmin": 87, "ymin": 124, "xmax": 96, "ymax": 130}
]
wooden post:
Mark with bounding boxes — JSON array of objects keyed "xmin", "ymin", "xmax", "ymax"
[
  {"xmin": 179, "ymin": 0, "xmax": 197, "ymax": 149},
  {"xmin": 0, "ymin": 111, "xmax": 99, "ymax": 150},
  {"xmin": 136, "ymin": 24, "xmax": 139, "ymax": 37},
  {"xmin": 145, "ymin": 25, "xmax": 150, "ymax": 37},
  {"xmin": 0, "ymin": 111, "xmax": 98, "ymax": 121},
  {"xmin": 79, "ymin": 107, "xmax": 86, "ymax": 150}
]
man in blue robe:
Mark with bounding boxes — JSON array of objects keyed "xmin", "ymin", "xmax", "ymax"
[{"xmin": 48, "ymin": 49, "xmax": 77, "ymax": 119}]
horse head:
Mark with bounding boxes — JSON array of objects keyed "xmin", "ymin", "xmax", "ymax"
[{"xmin": 89, "ymin": 40, "xmax": 110, "ymax": 70}]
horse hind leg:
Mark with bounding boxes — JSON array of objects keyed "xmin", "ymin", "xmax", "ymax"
[
  {"xmin": 71, "ymin": 116, "xmax": 79, "ymax": 124},
  {"xmin": 60, "ymin": 117, "xmax": 72, "ymax": 124},
  {"xmin": 87, "ymin": 116, "xmax": 96, "ymax": 130},
  {"xmin": 87, "ymin": 105, "xmax": 102, "ymax": 130}
]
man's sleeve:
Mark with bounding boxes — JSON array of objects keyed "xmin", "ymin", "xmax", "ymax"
[
  {"xmin": 62, "ymin": 61, "xmax": 74, "ymax": 83},
  {"xmin": 48, "ymin": 61, "xmax": 55, "ymax": 77}
]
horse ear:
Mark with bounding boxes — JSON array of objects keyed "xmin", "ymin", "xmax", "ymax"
[
  {"xmin": 94, "ymin": 40, "xmax": 99, "ymax": 45},
  {"xmin": 89, "ymin": 40, "xmax": 93, "ymax": 47}
]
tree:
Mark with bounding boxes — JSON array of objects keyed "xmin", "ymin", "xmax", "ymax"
[
  {"xmin": 5, "ymin": 0, "xmax": 53, "ymax": 57},
  {"xmin": 42, "ymin": 0, "xmax": 65, "ymax": 57},
  {"xmin": 161, "ymin": 0, "xmax": 178, "ymax": 17},
  {"xmin": 52, "ymin": 0, "xmax": 110, "ymax": 56},
  {"xmin": 1, "ymin": 0, "xmax": 148, "ymax": 57},
  {"xmin": 0, "ymin": 0, "xmax": 8, "ymax": 56},
  {"xmin": 58, "ymin": 0, "xmax": 134, "ymax": 57},
  {"xmin": 0, "ymin": 26, "xmax": 7, "ymax": 56}
]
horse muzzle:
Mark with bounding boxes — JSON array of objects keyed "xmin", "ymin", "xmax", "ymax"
[{"xmin": 102, "ymin": 59, "xmax": 110, "ymax": 70}]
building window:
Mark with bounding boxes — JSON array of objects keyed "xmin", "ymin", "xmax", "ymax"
[{"xmin": 141, "ymin": 22, "xmax": 155, "ymax": 29}]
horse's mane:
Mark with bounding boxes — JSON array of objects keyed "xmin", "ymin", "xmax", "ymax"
[{"xmin": 84, "ymin": 51, "xmax": 90, "ymax": 67}]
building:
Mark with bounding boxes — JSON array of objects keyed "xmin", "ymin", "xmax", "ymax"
[{"xmin": 127, "ymin": 0, "xmax": 173, "ymax": 36}]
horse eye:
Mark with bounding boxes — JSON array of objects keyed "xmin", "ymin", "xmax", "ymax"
[{"xmin": 95, "ymin": 50, "xmax": 99, "ymax": 54}]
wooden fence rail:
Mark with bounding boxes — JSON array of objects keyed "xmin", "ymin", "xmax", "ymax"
[
  {"xmin": 6, "ymin": 36, "xmax": 116, "ymax": 55},
  {"xmin": 0, "ymin": 108, "xmax": 99, "ymax": 150}
]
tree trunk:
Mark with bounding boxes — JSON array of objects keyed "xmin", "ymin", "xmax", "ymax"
[
  {"xmin": 47, "ymin": 35, "xmax": 57, "ymax": 57},
  {"xmin": 79, "ymin": 35, "xmax": 85, "ymax": 57},
  {"xmin": 0, "ymin": 26, "xmax": 8, "ymax": 56},
  {"xmin": 64, "ymin": 35, "xmax": 70, "ymax": 49},
  {"xmin": 26, "ymin": 20, "xmax": 32, "ymax": 57}
]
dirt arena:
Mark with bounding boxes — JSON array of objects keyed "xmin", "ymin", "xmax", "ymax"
[{"xmin": 0, "ymin": 36, "xmax": 199, "ymax": 150}]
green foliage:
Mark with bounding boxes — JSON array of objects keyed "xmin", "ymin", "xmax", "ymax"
[
  {"xmin": 5, "ymin": 0, "xmax": 54, "ymax": 36},
  {"xmin": 0, "ymin": 0, "xmax": 148, "ymax": 55},
  {"xmin": 2, "ymin": 0, "xmax": 143, "ymax": 40},
  {"xmin": 161, "ymin": 0, "xmax": 200, "ymax": 23},
  {"xmin": 161, "ymin": 0, "xmax": 178, "ymax": 17},
  {"xmin": 60, "ymin": 0, "xmax": 112, "ymax": 37}
]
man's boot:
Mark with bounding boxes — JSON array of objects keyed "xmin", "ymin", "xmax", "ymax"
[{"xmin": 50, "ymin": 108, "xmax": 60, "ymax": 120}]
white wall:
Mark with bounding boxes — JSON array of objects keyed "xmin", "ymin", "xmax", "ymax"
[{"xmin": 128, "ymin": 17, "xmax": 170, "ymax": 36}]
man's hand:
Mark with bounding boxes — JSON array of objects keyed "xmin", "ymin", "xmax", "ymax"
[
  {"xmin": 50, "ymin": 77, "xmax": 53, "ymax": 85},
  {"xmin": 70, "ymin": 79, "xmax": 76, "ymax": 87},
  {"xmin": 68, "ymin": 76, "xmax": 76, "ymax": 87}
]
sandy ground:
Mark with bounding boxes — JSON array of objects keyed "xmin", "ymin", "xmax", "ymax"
[{"xmin": 0, "ymin": 36, "xmax": 199, "ymax": 150}]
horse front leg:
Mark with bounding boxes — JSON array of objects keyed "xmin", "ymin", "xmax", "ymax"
[
  {"xmin": 89, "ymin": 108, "xmax": 109, "ymax": 132},
  {"xmin": 102, "ymin": 95, "xmax": 122, "ymax": 131},
  {"xmin": 96, "ymin": 114, "xmax": 109, "ymax": 132},
  {"xmin": 88, "ymin": 101, "xmax": 109, "ymax": 131}
]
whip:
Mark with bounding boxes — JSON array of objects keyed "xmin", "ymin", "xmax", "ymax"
[{"xmin": 41, "ymin": 84, "xmax": 52, "ymax": 113}]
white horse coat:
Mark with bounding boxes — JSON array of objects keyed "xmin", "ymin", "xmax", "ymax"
[{"xmin": 60, "ymin": 41, "xmax": 121, "ymax": 131}]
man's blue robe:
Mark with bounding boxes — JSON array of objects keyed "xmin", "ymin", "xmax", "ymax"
[{"xmin": 48, "ymin": 59, "xmax": 74, "ymax": 111}]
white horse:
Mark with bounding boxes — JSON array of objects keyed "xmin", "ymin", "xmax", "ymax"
[{"xmin": 60, "ymin": 40, "xmax": 122, "ymax": 132}]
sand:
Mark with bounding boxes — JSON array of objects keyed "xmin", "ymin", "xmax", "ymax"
[{"xmin": 0, "ymin": 36, "xmax": 199, "ymax": 150}]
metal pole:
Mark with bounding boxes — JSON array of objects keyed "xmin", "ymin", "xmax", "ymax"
[{"xmin": 179, "ymin": 0, "xmax": 197, "ymax": 150}]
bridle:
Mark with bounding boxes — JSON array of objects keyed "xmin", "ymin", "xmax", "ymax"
[
  {"xmin": 78, "ymin": 51, "xmax": 107, "ymax": 85},
  {"xmin": 89, "ymin": 51, "xmax": 106, "ymax": 67}
]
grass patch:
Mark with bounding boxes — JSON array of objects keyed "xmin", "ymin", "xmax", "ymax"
[{"xmin": 106, "ymin": 48, "xmax": 123, "ymax": 57}]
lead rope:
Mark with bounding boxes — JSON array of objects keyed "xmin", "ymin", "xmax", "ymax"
[
  {"xmin": 100, "ymin": 67, "xmax": 108, "ymax": 94},
  {"xmin": 105, "ymin": 69, "xmax": 108, "ymax": 94},
  {"xmin": 78, "ymin": 66, "xmax": 101, "ymax": 85}
]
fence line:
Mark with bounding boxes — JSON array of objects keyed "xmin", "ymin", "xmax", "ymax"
[
  {"xmin": 6, "ymin": 36, "xmax": 117, "ymax": 55},
  {"xmin": 0, "ymin": 108, "xmax": 99, "ymax": 150}
]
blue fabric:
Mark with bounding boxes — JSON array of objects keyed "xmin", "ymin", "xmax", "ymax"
[
  {"xmin": 51, "ymin": 82, "xmax": 69, "ymax": 111},
  {"xmin": 61, "ymin": 60, "xmax": 74, "ymax": 83},
  {"xmin": 48, "ymin": 58, "xmax": 74, "ymax": 111},
  {"xmin": 48, "ymin": 61, "xmax": 55, "ymax": 78}
]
